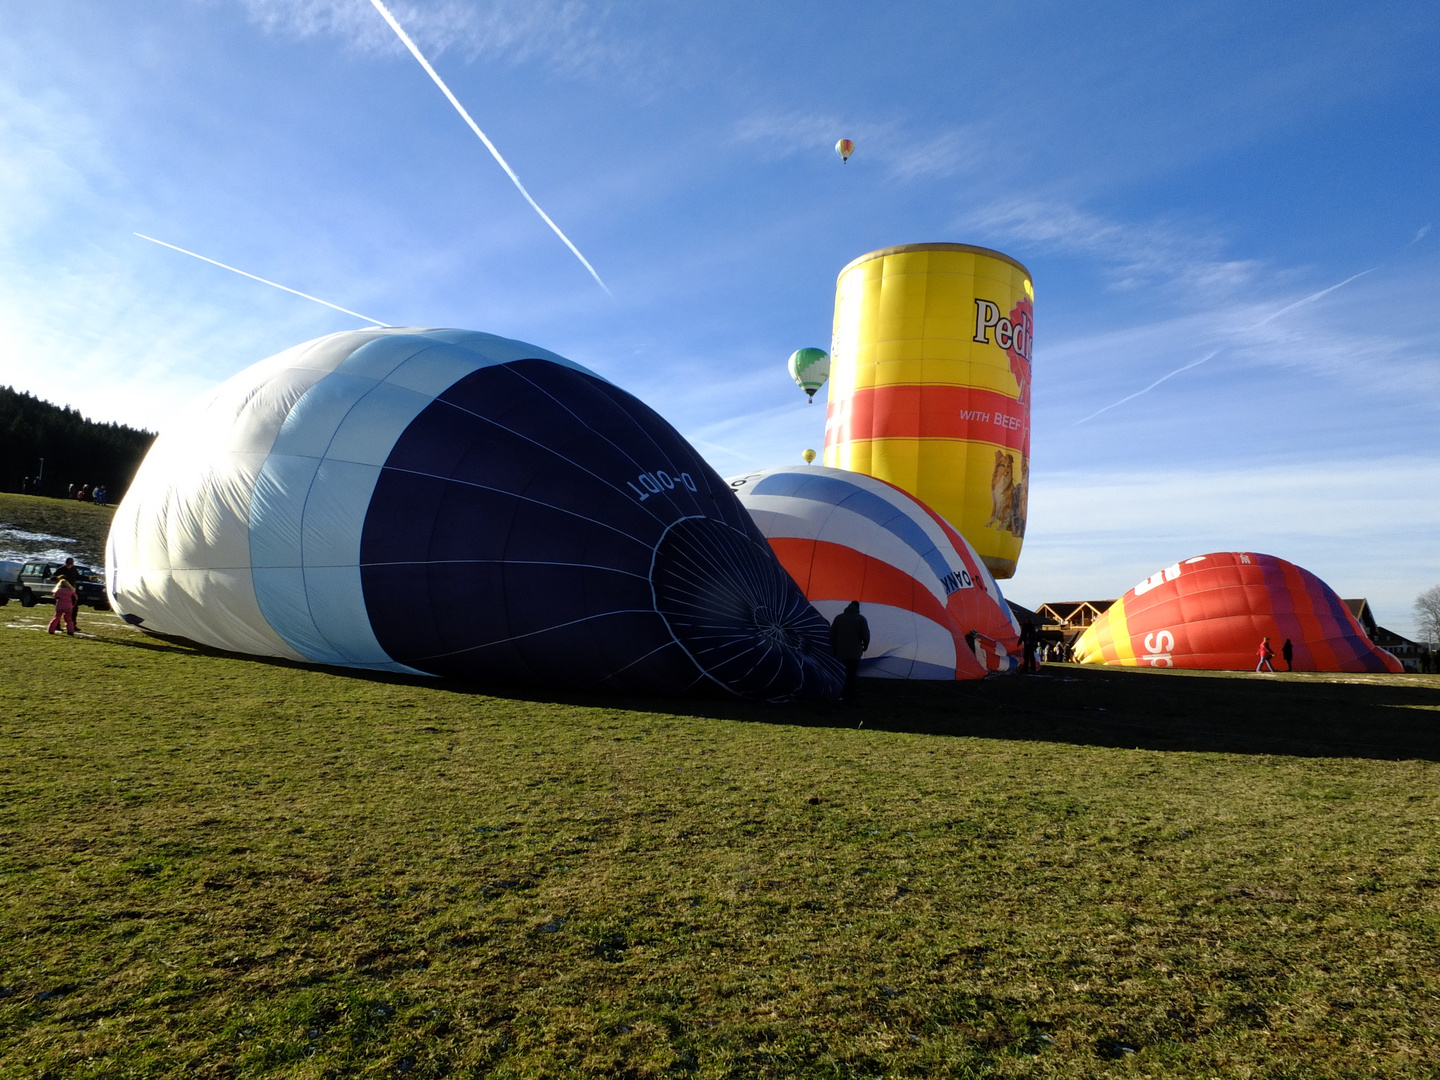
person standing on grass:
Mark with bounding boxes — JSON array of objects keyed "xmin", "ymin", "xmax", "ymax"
[
  {"xmin": 1256, "ymin": 636, "xmax": 1275, "ymax": 672},
  {"xmin": 829, "ymin": 601, "xmax": 870, "ymax": 703},
  {"xmin": 1282, "ymin": 638, "xmax": 1294, "ymax": 671},
  {"xmin": 1020, "ymin": 619, "xmax": 1039, "ymax": 674},
  {"xmin": 48, "ymin": 579, "xmax": 78, "ymax": 636}
]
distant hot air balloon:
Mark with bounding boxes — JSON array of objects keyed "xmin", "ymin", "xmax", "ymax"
[
  {"xmin": 826, "ymin": 243, "xmax": 1033, "ymax": 579},
  {"xmin": 835, "ymin": 138, "xmax": 854, "ymax": 163},
  {"xmin": 729, "ymin": 465, "xmax": 1020, "ymax": 678},
  {"xmin": 788, "ymin": 347, "xmax": 831, "ymax": 403},
  {"xmin": 107, "ymin": 328, "xmax": 845, "ymax": 700},
  {"xmin": 802, "ymin": 449, "xmax": 817, "ymax": 464},
  {"xmin": 1073, "ymin": 552, "xmax": 1403, "ymax": 673}
]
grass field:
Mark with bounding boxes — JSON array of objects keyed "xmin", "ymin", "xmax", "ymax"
[
  {"xmin": 2, "ymin": 495, "xmax": 1439, "ymax": 1078},
  {"xmin": 0, "ymin": 493, "xmax": 114, "ymax": 565}
]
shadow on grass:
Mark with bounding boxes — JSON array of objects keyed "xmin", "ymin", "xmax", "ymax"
[{"xmin": 97, "ymin": 628, "xmax": 1440, "ymax": 762}]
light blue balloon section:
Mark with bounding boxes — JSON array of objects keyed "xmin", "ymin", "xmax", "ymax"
[{"xmin": 247, "ymin": 330, "xmax": 590, "ymax": 671}]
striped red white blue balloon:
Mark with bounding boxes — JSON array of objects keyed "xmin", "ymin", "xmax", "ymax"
[{"xmin": 729, "ymin": 465, "xmax": 1020, "ymax": 678}]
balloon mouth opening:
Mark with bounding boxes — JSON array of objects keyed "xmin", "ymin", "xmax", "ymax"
[
  {"xmin": 650, "ymin": 516, "xmax": 843, "ymax": 700},
  {"xmin": 749, "ymin": 605, "xmax": 801, "ymax": 650}
]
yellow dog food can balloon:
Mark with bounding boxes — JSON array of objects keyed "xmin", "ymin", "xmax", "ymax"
[{"xmin": 823, "ymin": 243, "xmax": 1033, "ymax": 579}]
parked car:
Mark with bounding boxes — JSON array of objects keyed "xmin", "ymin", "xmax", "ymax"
[
  {"xmin": 4, "ymin": 560, "xmax": 110, "ymax": 610},
  {"xmin": 0, "ymin": 560, "xmax": 21, "ymax": 606}
]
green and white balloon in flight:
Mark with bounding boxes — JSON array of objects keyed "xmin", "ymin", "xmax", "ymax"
[{"xmin": 787, "ymin": 347, "xmax": 831, "ymax": 403}]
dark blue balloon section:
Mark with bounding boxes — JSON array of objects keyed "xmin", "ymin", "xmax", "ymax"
[{"xmin": 359, "ymin": 359, "xmax": 843, "ymax": 699}]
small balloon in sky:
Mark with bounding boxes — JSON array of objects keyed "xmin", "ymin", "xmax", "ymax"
[
  {"xmin": 835, "ymin": 138, "xmax": 855, "ymax": 163},
  {"xmin": 802, "ymin": 449, "xmax": 816, "ymax": 464},
  {"xmin": 787, "ymin": 347, "xmax": 830, "ymax": 403}
]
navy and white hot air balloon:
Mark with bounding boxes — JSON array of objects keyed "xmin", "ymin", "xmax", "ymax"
[
  {"xmin": 729, "ymin": 465, "xmax": 1020, "ymax": 678},
  {"xmin": 107, "ymin": 329, "xmax": 843, "ymax": 700}
]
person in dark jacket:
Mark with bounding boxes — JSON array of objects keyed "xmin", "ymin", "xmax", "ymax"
[
  {"xmin": 1281, "ymin": 638, "xmax": 1293, "ymax": 671},
  {"xmin": 829, "ymin": 601, "xmax": 870, "ymax": 702},
  {"xmin": 1020, "ymin": 619, "xmax": 1039, "ymax": 674}
]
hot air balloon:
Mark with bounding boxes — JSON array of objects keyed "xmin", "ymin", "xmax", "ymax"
[
  {"xmin": 107, "ymin": 328, "xmax": 845, "ymax": 700},
  {"xmin": 787, "ymin": 347, "xmax": 831, "ymax": 403},
  {"xmin": 1073, "ymin": 552, "xmax": 1403, "ymax": 673},
  {"xmin": 802, "ymin": 449, "xmax": 817, "ymax": 464},
  {"xmin": 825, "ymin": 243, "xmax": 1033, "ymax": 579},
  {"xmin": 835, "ymin": 138, "xmax": 854, "ymax": 163},
  {"xmin": 729, "ymin": 465, "xmax": 1020, "ymax": 678}
]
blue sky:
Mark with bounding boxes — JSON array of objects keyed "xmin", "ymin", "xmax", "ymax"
[{"xmin": 2, "ymin": 1, "xmax": 1436, "ymax": 636}]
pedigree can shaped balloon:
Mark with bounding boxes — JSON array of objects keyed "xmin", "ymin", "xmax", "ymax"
[
  {"xmin": 729, "ymin": 465, "xmax": 1020, "ymax": 678},
  {"xmin": 824, "ymin": 243, "xmax": 1033, "ymax": 578},
  {"xmin": 1073, "ymin": 552, "xmax": 1402, "ymax": 673},
  {"xmin": 107, "ymin": 328, "xmax": 844, "ymax": 700}
]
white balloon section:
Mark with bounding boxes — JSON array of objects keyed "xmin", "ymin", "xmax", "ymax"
[{"xmin": 107, "ymin": 329, "xmax": 1018, "ymax": 697}]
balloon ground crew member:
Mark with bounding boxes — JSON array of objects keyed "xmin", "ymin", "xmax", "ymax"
[
  {"xmin": 1020, "ymin": 619, "xmax": 1039, "ymax": 674},
  {"xmin": 1256, "ymin": 636, "xmax": 1276, "ymax": 673},
  {"xmin": 829, "ymin": 601, "xmax": 870, "ymax": 702}
]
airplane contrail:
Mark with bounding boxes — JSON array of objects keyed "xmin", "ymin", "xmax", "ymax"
[
  {"xmin": 1074, "ymin": 350, "xmax": 1219, "ymax": 426},
  {"xmin": 1251, "ymin": 266, "xmax": 1377, "ymax": 326},
  {"xmin": 368, "ymin": 0, "xmax": 611, "ymax": 296},
  {"xmin": 1411, "ymin": 223, "xmax": 1432, "ymax": 246},
  {"xmin": 1076, "ymin": 265, "xmax": 1379, "ymax": 425},
  {"xmin": 135, "ymin": 233, "xmax": 389, "ymax": 326}
]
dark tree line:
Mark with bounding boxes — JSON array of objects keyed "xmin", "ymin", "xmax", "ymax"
[{"xmin": 1, "ymin": 386, "xmax": 155, "ymax": 502}]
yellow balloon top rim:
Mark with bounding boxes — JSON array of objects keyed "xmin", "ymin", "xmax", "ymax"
[{"xmin": 836, "ymin": 242, "xmax": 1032, "ymax": 282}]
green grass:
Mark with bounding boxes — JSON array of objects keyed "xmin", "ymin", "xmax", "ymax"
[{"xmin": 2, "ymin": 497, "xmax": 1440, "ymax": 1077}]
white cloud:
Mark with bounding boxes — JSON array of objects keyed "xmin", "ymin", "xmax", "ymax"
[
  {"xmin": 223, "ymin": 0, "xmax": 629, "ymax": 74},
  {"xmin": 958, "ymin": 197, "xmax": 1261, "ymax": 300},
  {"xmin": 884, "ymin": 126, "xmax": 991, "ymax": 182}
]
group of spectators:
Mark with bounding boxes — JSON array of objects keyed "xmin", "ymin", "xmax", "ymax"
[
  {"xmin": 67, "ymin": 483, "xmax": 108, "ymax": 506},
  {"xmin": 16, "ymin": 478, "xmax": 108, "ymax": 505}
]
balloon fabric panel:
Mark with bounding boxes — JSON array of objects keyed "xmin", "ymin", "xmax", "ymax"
[{"xmin": 359, "ymin": 357, "xmax": 842, "ymax": 697}]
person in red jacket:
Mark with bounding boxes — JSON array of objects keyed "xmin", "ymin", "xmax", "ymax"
[
  {"xmin": 1256, "ymin": 636, "xmax": 1275, "ymax": 672},
  {"xmin": 48, "ymin": 579, "xmax": 78, "ymax": 636}
]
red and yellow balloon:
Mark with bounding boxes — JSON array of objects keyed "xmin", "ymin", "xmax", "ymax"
[{"xmin": 1074, "ymin": 552, "xmax": 1402, "ymax": 673}]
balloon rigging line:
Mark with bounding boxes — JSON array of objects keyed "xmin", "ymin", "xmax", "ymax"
[
  {"xmin": 134, "ymin": 233, "xmax": 388, "ymax": 326},
  {"xmin": 368, "ymin": 0, "xmax": 611, "ymax": 297},
  {"xmin": 1074, "ymin": 265, "xmax": 1380, "ymax": 426}
]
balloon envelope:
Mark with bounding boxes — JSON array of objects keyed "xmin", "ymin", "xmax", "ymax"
[
  {"xmin": 1073, "ymin": 551, "xmax": 1403, "ymax": 673},
  {"xmin": 825, "ymin": 244, "xmax": 1033, "ymax": 579},
  {"xmin": 107, "ymin": 328, "xmax": 844, "ymax": 700},
  {"xmin": 835, "ymin": 138, "xmax": 854, "ymax": 162},
  {"xmin": 729, "ymin": 465, "xmax": 1020, "ymax": 678},
  {"xmin": 787, "ymin": 347, "xmax": 830, "ymax": 402}
]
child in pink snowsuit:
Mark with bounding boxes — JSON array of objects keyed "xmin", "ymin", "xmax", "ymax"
[{"xmin": 48, "ymin": 579, "xmax": 78, "ymax": 636}]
